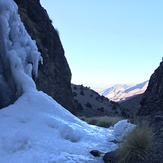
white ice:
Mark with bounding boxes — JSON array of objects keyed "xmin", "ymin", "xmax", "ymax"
[{"xmin": 0, "ymin": 90, "xmax": 135, "ymax": 163}]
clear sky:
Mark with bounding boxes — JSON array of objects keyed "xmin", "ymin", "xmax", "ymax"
[{"xmin": 40, "ymin": 0, "xmax": 163, "ymax": 88}]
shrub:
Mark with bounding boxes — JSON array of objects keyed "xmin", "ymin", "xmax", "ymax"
[
  {"xmin": 112, "ymin": 105, "xmax": 117, "ymax": 110},
  {"xmin": 88, "ymin": 117, "xmax": 98, "ymax": 125},
  {"xmin": 78, "ymin": 116, "xmax": 86, "ymax": 121},
  {"xmin": 96, "ymin": 116, "xmax": 122, "ymax": 128},
  {"xmin": 97, "ymin": 107, "xmax": 104, "ymax": 112},
  {"xmin": 95, "ymin": 96, "xmax": 99, "ymax": 101},
  {"xmin": 73, "ymin": 85, "xmax": 77, "ymax": 90},
  {"xmin": 85, "ymin": 102, "xmax": 92, "ymax": 108},
  {"xmin": 74, "ymin": 100, "xmax": 83, "ymax": 110},
  {"xmin": 116, "ymin": 122, "xmax": 155, "ymax": 163},
  {"xmin": 95, "ymin": 95, "xmax": 104, "ymax": 102},
  {"xmin": 78, "ymin": 116, "xmax": 97, "ymax": 125},
  {"xmin": 80, "ymin": 90, "xmax": 84, "ymax": 95},
  {"xmin": 80, "ymin": 85, "xmax": 84, "ymax": 91},
  {"xmin": 72, "ymin": 92, "xmax": 77, "ymax": 97},
  {"xmin": 110, "ymin": 100, "xmax": 116, "ymax": 104},
  {"xmin": 90, "ymin": 94, "xmax": 93, "ymax": 97},
  {"xmin": 78, "ymin": 116, "xmax": 123, "ymax": 128},
  {"xmin": 76, "ymin": 103, "xmax": 83, "ymax": 110}
]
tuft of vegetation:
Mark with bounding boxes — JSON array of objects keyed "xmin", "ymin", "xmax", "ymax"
[
  {"xmin": 95, "ymin": 95, "xmax": 105, "ymax": 102},
  {"xmin": 90, "ymin": 93, "xmax": 93, "ymax": 97},
  {"xmin": 79, "ymin": 116, "xmax": 123, "ymax": 128},
  {"xmin": 116, "ymin": 122, "xmax": 156, "ymax": 163},
  {"xmin": 80, "ymin": 85, "xmax": 84, "ymax": 91},
  {"xmin": 80, "ymin": 90, "xmax": 84, "ymax": 95},
  {"xmin": 112, "ymin": 105, "xmax": 117, "ymax": 110},
  {"xmin": 73, "ymin": 85, "xmax": 77, "ymax": 90},
  {"xmin": 97, "ymin": 107, "xmax": 104, "ymax": 112},
  {"xmin": 85, "ymin": 102, "xmax": 92, "ymax": 108},
  {"xmin": 88, "ymin": 117, "xmax": 98, "ymax": 125},
  {"xmin": 72, "ymin": 92, "xmax": 77, "ymax": 97},
  {"xmin": 74, "ymin": 99, "xmax": 83, "ymax": 110}
]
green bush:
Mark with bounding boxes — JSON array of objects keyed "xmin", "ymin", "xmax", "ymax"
[{"xmin": 116, "ymin": 122, "xmax": 155, "ymax": 163}]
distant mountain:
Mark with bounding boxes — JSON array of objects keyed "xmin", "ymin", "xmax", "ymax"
[{"xmin": 95, "ymin": 81, "xmax": 149, "ymax": 102}]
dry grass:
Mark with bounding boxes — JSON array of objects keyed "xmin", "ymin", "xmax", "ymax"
[
  {"xmin": 116, "ymin": 122, "xmax": 156, "ymax": 163},
  {"xmin": 79, "ymin": 116, "xmax": 123, "ymax": 128}
]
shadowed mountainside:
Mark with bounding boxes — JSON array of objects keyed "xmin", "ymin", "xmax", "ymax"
[{"xmin": 71, "ymin": 84, "xmax": 124, "ymax": 117}]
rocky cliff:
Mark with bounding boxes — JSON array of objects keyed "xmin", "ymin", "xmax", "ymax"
[
  {"xmin": 13, "ymin": 0, "xmax": 75, "ymax": 113},
  {"xmin": 138, "ymin": 60, "xmax": 163, "ymax": 116}
]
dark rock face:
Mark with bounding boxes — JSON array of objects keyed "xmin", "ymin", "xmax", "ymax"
[
  {"xmin": 120, "ymin": 94, "xmax": 143, "ymax": 117},
  {"xmin": 138, "ymin": 61, "xmax": 163, "ymax": 116},
  {"xmin": 14, "ymin": 0, "xmax": 75, "ymax": 113}
]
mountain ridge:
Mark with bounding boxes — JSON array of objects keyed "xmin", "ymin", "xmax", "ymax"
[{"xmin": 95, "ymin": 80, "xmax": 149, "ymax": 102}]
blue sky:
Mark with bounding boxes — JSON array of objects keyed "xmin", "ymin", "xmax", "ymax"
[{"xmin": 40, "ymin": 0, "xmax": 163, "ymax": 88}]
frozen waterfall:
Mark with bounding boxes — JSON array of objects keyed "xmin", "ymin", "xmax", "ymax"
[{"xmin": 0, "ymin": 0, "xmax": 42, "ymax": 108}]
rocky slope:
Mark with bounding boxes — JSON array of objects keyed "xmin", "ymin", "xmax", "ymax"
[
  {"xmin": 13, "ymin": 0, "xmax": 75, "ymax": 113},
  {"xmin": 97, "ymin": 81, "xmax": 148, "ymax": 102},
  {"xmin": 71, "ymin": 84, "xmax": 123, "ymax": 117}
]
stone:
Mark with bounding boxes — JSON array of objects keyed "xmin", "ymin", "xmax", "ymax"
[
  {"xmin": 103, "ymin": 150, "xmax": 118, "ymax": 163},
  {"xmin": 90, "ymin": 150, "xmax": 104, "ymax": 157}
]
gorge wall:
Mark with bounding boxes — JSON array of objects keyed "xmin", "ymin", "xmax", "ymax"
[
  {"xmin": 139, "ymin": 60, "xmax": 163, "ymax": 116},
  {"xmin": 13, "ymin": 0, "xmax": 75, "ymax": 113}
]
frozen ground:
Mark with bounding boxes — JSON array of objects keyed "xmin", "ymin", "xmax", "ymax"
[{"xmin": 0, "ymin": 90, "xmax": 135, "ymax": 163}]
